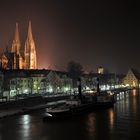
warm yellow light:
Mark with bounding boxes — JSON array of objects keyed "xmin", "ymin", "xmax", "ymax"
[
  {"xmin": 133, "ymin": 89, "xmax": 136, "ymax": 96},
  {"xmin": 132, "ymin": 81, "xmax": 136, "ymax": 87},
  {"xmin": 109, "ymin": 109, "xmax": 114, "ymax": 129}
]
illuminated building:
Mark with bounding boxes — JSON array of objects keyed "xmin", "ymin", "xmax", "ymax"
[
  {"xmin": 11, "ymin": 22, "xmax": 24, "ymax": 69},
  {"xmin": 24, "ymin": 21, "xmax": 37, "ymax": 69},
  {"xmin": 0, "ymin": 54, "xmax": 9, "ymax": 69},
  {"xmin": 40, "ymin": 71, "xmax": 72, "ymax": 94},
  {"xmin": 97, "ymin": 66, "xmax": 104, "ymax": 74},
  {"xmin": 0, "ymin": 68, "xmax": 125, "ymax": 98},
  {"xmin": 123, "ymin": 69, "xmax": 140, "ymax": 88},
  {"xmin": 81, "ymin": 73, "xmax": 124, "ymax": 92},
  {"xmin": 10, "ymin": 76, "xmax": 44, "ymax": 96},
  {"xmin": 0, "ymin": 69, "xmax": 72, "ymax": 97},
  {"xmin": 0, "ymin": 21, "xmax": 37, "ymax": 70}
]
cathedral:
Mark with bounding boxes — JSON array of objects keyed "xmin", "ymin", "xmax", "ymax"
[{"xmin": 0, "ymin": 21, "xmax": 37, "ymax": 70}]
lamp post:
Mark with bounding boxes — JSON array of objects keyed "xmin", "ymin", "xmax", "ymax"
[
  {"xmin": 138, "ymin": 79, "xmax": 140, "ymax": 93},
  {"xmin": 77, "ymin": 78, "xmax": 82, "ymax": 100},
  {"xmin": 16, "ymin": 79, "xmax": 19, "ymax": 100},
  {"xmin": 29, "ymin": 77, "xmax": 33, "ymax": 95},
  {"xmin": 97, "ymin": 77, "xmax": 100, "ymax": 95}
]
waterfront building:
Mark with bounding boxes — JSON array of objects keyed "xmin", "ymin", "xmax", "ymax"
[
  {"xmin": 10, "ymin": 75, "xmax": 44, "ymax": 97},
  {"xmin": 1, "ymin": 69, "xmax": 72, "ymax": 98},
  {"xmin": 123, "ymin": 69, "xmax": 140, "ymax": 88},
  {"xmin": 81, "ymin": 73, "xmax": 124, "ymax": 92},
  {"xmin": 40, "ymin": 71, "xmax": 72, "ymax": 94},
  {"xmin": 0, "ymin": 68, "xmax": 124, "ymax": 99},
  {"xmin": 81, "ymin": 73, "xmax": 98, "ymax": 92}
]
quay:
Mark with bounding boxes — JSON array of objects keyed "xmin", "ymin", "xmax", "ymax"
[
  {"xmin": 0, "ymin": 88, "xmax": 134, "ymax": 119},
  {"xmin": 0, "ymin": 95, "xmax": 69, "ymax": 119}
]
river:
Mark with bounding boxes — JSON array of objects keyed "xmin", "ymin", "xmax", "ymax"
[{"xmin": 0, "ymin": 89, "xmax": 140, "ymax": 140}]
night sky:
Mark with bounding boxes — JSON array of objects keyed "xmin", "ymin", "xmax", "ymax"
[{"xmin": 0, "ymin": 0, "xmax": 140, "ymax": 74}]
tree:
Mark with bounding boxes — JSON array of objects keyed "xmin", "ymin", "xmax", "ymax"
[{"xmin": 67, "ymin": 61, "xmax": 83, "ymax": 88}]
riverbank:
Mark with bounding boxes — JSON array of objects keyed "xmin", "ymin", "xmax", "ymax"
[
  {"xmin": 0, "ymin": 104, "xmax": 46, "ymax": 119},
  {"xmin": 0, "ymin": 95, "xmax": 70, "ymax": 119},
  {"xmin": 0, "ymin": 100, "xmax": 68, "ymax": 119}
]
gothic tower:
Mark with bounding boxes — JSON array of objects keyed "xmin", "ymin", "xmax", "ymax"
[
  {"xmin": 24, "ymin": 21, "xmax": 37, "ymax": 69},
  {"xmin": 11, "ymin": 23, "xmax": 20, "ymax": 54},
  {"xmin": 11, "ymin": 22, "xmax": 23, "ymax": 69}
]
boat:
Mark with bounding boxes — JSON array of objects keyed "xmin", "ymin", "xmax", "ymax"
[
  {"xmin": 43, "ymin": 78, "xmax": 116, "ymax": 121},
  {"xmin": 43, "ymin": 92, "xmax": 115, "ymax": 121}
]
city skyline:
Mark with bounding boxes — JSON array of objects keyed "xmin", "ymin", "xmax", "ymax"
[{"xmin": 0, "ymin": 0, "xmax": 140, "ymax": 74}]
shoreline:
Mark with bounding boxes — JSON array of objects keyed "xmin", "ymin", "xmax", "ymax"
[{"xmin": 0, "ymin": 99, "xmax": 68, "ymax": 119}]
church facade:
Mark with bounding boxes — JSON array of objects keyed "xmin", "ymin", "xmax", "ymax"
[{"xmin": 0, "ymin": 21, "xmax": 37, "ymax": 70}]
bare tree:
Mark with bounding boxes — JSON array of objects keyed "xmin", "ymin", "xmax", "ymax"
[{"xmin": 67, "ymin": 61, "xmax": 83, "ymax": 88}]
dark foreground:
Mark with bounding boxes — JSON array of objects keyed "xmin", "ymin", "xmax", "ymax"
[{"xmin": 0, "ymin": 90, "xmax": 140, "ymax": 140}]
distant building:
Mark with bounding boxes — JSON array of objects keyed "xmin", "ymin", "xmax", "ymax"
[
  {"xmin": 81, "ymin": 73, "xmax": 98, "ymax": 91},
  {"xmin": 81, "ymin": 72, "xmax": 124, "ymax": 92},
  {"xmin": 40, "ymin": 71, "xmax": 72, "ymax": 94},
  {"xmin": 97, "ymin": 66, "xmax": 104, "ymax": 74},
  {"xmin": 1, "ymin": 69, "xmax": 72, "ymax": 98},
  {"xmin": 123, "ymin": 69, "xmax": 140, "ymax": 88},
  {"xmin": 0, "ymin": 21, "xmax": 37, "ymax": 70},
  {"xmin": 0, "ymin": 68, "xmax": 126, "ymax": 98}
]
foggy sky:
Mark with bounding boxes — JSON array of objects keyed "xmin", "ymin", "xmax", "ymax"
[{"xmin": 0, "ymin": 0, "xmax": 140, "ymax": 74}]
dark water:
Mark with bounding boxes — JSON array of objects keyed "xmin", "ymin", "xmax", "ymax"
[{"xmin": 1, "ymin": 90, "xmax": 140, "ymax": 140}]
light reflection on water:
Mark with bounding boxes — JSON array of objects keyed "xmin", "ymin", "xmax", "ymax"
[
  {"xmin": 86, "ymin": 108, "xmax": 115, "ymax": 139},
  {"xmin": 108, "ymin": 109, "xmax": 114, "ymax": 130},
  {"xmin": 19, "ymin": 115, "xmax": 31, "ymax": 138},
  {"xmin": 20, "ymin": 115, "xmax": 31, "ymax": 125},
  {"xmin": 133, "ymin": 89, "xmax": 137, "ymax": 96},
  {"xmin": 86, "ymin": 113, "xmax": 96, "ymax": 137},
  {"xmin": 1, "ymin": 90, "xmax": 140, "ymax": 140},
  {"xmin": 132, "ymin": 89, "xmax": 137, "ymax": 114}
]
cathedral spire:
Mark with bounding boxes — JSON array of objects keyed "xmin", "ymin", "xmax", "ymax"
[
  {"xmin": 15, "ymin": 22, "xmax": 20, "ymax": 42},
  {"xmin": 11, "ymin": 22, "xmax": 21, "ymax": 54},
  {"xmin": 11, "ymin": 22, "xmax": 23, "ymax": 69},
  {"xmin": 24, "ymin": 21, "xmax": 37, "ymax": 69},
  {"xmin": 27, "ymin": 21, "xmax": 33, "ymax": 41}
]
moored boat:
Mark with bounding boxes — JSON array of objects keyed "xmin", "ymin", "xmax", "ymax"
[
  {"xmin": 43, "ymin": 93, "xmax": 115, "ymax": 121},
  {"xmin": 43, "ymin": 78, "xmax": 116, "ymax": 121}
]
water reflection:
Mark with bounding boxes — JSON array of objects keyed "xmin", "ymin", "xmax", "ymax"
[
  {"xmin": 20, "ymin": 115, "xmax": 31, "ymax": 125},
  {"xmin": 19, "ymin": 114, "xmax": 45, "ymax": 140},
  {"xmin": 86, "ymin": 113, "xmax": 96, "ymax": 137},
  {"xmin": 1, "ymin": 90, "xmax": 140, "ymax": 140},
  {"xmin": 116, "ymin": 91, "xmax": 130, "ymax": 115},
  {"xmin": 86, "ymin": 111, "xmax": 112, "ymax": 140},
  {"xmin": 132, "ymin": 89, "xmax": 137, "ymax": 114},
  {"xmin": 133, "ymin": 89, "xmax": 137, "ymax": 96},
  {"xmin": 19, "ymin": 115, "xmax": 31, "ymax": 138},
  {"xmin": 108, "ymin": 109, "xmax": 114, "ymax": 130}
]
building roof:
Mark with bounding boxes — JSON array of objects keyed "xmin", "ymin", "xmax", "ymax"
[
  {"xmin": 130, "ymin": 68, "xmax": 140, "ymax": 79},
  {"xmin": 1, "ymin": 69, "xmax": 69, "ymax": 78}
]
